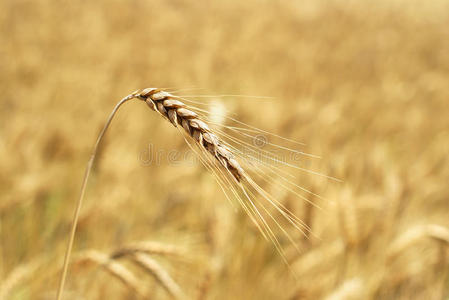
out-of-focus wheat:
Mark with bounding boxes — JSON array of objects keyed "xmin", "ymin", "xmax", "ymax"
[
  {"xmin": 0, "ymin": 257, "xmax": 45, "ymax": 300},
  {"xmin": 111, "ymin": 241, "xmax": 185, "ymax": 259},
  {"xmin": 3, "ymin": 1, "xmax": 449, "ymax": 298},
  {"xmin": 74, "ymin": 250, "xmax": 146, "ymax": 298},
  {"xmin": 128, "ymin": 253, "xmax": 184, "ymax": 299},
  {"xmin": 388, "ymin": 224, "xmax": 449, "ymax": 259}
]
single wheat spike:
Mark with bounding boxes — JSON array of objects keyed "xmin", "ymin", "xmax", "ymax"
[
  {"xmin": 57, "ymin": 88, "xmax": 310, "ymax": 300},
  {"xmin": 57, "ymin": 89, "xmax": 246, "ymax": 300},
  {"xmin": 136, "ymin": 88, "xmax": 245, "ymax": 182}
]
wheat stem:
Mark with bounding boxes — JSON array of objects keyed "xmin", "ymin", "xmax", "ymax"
[{"xmin": 55, "ymin": 93, "xmax": 136, "ymax": 300}]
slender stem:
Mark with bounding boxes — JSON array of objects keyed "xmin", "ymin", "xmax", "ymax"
[{"xmin": 56, "ymin": 94, "xmax": 136, "ymax": 300}]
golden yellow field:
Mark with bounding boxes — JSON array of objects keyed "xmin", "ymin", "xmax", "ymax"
[{"xmin": 1, "ymin": 0, "xmax": 449, "ymax": 299}]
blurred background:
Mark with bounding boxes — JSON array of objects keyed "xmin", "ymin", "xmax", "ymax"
[{"xmin": 1, "ymin": 0, "xmax": 449, "ymax": 299}]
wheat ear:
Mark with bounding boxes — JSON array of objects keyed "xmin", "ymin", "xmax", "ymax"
[{"xmin": 136, "ymin": 87, "xmax": 245, "ymax": 182}]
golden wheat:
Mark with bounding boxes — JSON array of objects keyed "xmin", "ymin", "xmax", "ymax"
[
  {"xmin": 74, "ymin": 250, "xmax": 147, "ymax": 298},
  {"xmin": 128, "ymin": 253, "xmax": 184, "ymax": 299},
  {"xmin": 136, "ymin": 88, "xmax": 245, "ymax": 182},
  {"xmin": 56, "ymin": 87, "xmax": 324, "ymax": 299}
]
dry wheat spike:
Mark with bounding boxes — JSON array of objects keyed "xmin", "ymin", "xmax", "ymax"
[
  {"xmin": 136, "ymin": 88, "xmax": 317, "ymax": 256},
  {"xmin": 57, "ymin": 87, "xmax": 325, "ymax": 300},
  {"xmin": 137, "ymin": 88, "xmax": 245, "ymax": 182}
]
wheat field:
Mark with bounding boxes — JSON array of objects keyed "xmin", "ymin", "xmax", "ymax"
[{"xmin": 1, "ymin": 0, "xmax": 449, "ymax": 299}]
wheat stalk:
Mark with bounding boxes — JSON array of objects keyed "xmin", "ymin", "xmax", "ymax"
[
  {"xmin": 57, "ymin": 87, "xmax": 311, "ymax": 299},
  {"xmin": 56, "ymin": 93, "xmax": 135, "ymax": 300}
]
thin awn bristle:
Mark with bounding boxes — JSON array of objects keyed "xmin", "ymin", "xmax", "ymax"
[
  {"xmin": 177, "ymin": 94, "xmax": 275, "ymax": 100},
  {"xmin": 203, "ymin": 124, "xmax": 328, "ymax": 203}
]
